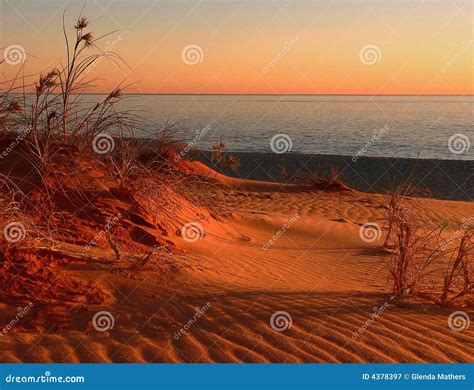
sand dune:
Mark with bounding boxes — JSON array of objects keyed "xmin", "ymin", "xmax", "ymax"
[{"xmin": 0, "ymin": 172, "xmax": 473, "ymax": 363}]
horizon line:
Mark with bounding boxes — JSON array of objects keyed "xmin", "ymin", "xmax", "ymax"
[{"xmin": 78, "ymin": 93, "xmax": 474, "ymax": 97}]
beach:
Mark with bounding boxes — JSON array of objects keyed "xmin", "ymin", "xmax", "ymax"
[
  {"xmin": 1, "ymin": 3, "xmax": 473, "ymax": 387},
  {"xmin": 193, "ymin": 151, "xmax": 474, "ymax": 201},
  {"xmin": 1, "ymin": 155, "xmax": 472, "ymax": 363}
]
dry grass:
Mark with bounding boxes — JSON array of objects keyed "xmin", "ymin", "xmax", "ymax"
[
  {"xmin": 209, "ymin": 140, "xmax": 240, "ymax": 172},
  {"xmin": 437, "ymin": 228, "xmax": 473, "ymax": 305},
  {"xmin": 0, "ymin": 12, "xmax": 224, "ymax": 318},
  {"xmin": 279, "ymin": 161, "xmax": 350, "ymax": 191},
  {"xmin": 0, "ymin": 12, "xmax": 213, "ymax": 234},
  {"xmin": 382, "ymin": 182, "xmax": 473, "ymax": 306}
]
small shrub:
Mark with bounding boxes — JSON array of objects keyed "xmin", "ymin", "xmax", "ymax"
[
  {"xmin": 437, "ymin": 229, "xmax": 473, "ymax": 305},
  {"xmin": 382, "ymin": 182, "xmax": 473, "ymax": 305}
]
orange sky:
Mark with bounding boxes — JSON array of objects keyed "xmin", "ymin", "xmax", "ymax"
[{"xmin": 1, "ymin": 0, "xmax": 473, "ymax": 95}]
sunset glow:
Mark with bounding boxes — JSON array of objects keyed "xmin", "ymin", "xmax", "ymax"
[
  {"xmin": 1, "ymin": 0, "xmax": 473, "ymax": 94},
  {"xmin": 1, "ymin": 0, "xmax": 473, "ymax": 375}
]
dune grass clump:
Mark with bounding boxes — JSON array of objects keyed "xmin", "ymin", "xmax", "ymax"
[
  {"xmin": 0, "ymin": 12, "xmax": 207, "ymax": 245},
  {"xmin": 279, "ymin": 161, "xmax": 350, "ymax": 191},
  {"xmin": 381, "ymin": 182, "xmax": 473, "ymax": 306},
  {"xmin": 0, "ymin": 13, "xmax": 221, "ymax": 320},
  {"xmin": 210, "ymin": 140, "xmax": 240, "ymax": 172},
  {"xmin": 437, "ymin": 228, "xmax": 473, "ymax": 306},
  {"xmin": 1, "ymin": 14, "xmax": 130, "ymax": 236},
  {"xmin": 381, "ymin": 200, "xmax": 443, "ymax": 301}
]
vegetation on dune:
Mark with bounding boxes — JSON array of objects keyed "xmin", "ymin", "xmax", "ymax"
[
  {"xmin": 0, "ymin": 13, "xmax": 223, "ymax": 325},
  {"xmin": 279, "ymin": 161, "xmax": 351, "ymax": 192},
  {"xmin": 381, "ymin": 180, "xmax": 473, "ymax": 306},
  {"xmin": 0, "ymin": 12, "xmax": 471, "ymax": 336}
]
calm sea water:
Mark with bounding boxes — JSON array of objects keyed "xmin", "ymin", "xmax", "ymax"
[{"xmin": 89, "ymin": 95, "xmax": 473, "ymax": 160}]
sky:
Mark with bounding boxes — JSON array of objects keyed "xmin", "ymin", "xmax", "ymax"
[{"xmin": 1, "ymin": 0, "xmax": 473, "ymax": 95}]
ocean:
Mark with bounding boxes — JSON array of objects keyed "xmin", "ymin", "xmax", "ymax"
[{"xmin": 87, "ymin": 94, "xmax": 473, "ymax": 161}]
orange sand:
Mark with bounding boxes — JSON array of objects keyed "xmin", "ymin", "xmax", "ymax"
[{"xmin": 0, "ymin": 163, "xmax": 472, "ymax": 363}]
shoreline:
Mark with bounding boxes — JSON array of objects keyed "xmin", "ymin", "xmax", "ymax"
[{"xmin": 190, "ymin": 151, "xmax": 473, "ymax": 201}]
